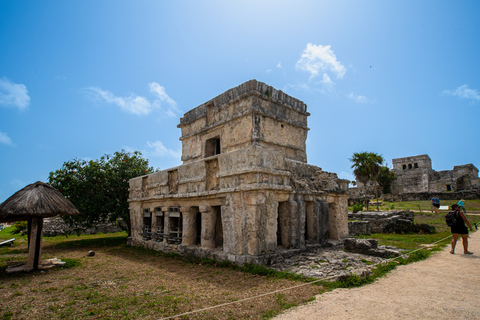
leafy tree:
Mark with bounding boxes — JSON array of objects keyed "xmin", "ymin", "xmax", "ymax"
[
  {"xmin": 350, "ymin": 152, "xmax": 384, "ymax": 211},
  {"xmin": 377, "ymin": 165, "xmax": 397, "ymax": 194},
  {"xmin": 48, "ymin": 150, "xmax": 154, "ymax": 235}
]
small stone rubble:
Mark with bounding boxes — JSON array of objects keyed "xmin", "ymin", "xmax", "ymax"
[
  {"xmin": 269, "ymin": 240, "xmax": 402, "ymax": 281},
  {"xmin": 344, "ymin": 238, "xmax": 402, "ymax": 258}
]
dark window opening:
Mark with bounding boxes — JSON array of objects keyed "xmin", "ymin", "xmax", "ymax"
[
  {"xmin": 205, "ymin": 137, "xmax": 221, "ymax": 157},
  {"xmin": 167, "ymin": 207, "xmax": 182, "ymax": 244},
  {"xmin": 195, "ymin": 211, "xmax": 202, "ymax": 245},
  {"xmin": 408, "ymin": 163, "xmax": 413, "ymax": 169},
  {"xmin": 402, "ymin": 164, "xmax": 407, "ymax": 170},
  {"xmin": 213, "ymin": 206, "xmax": 223, "ymax": 248},
  {"xmin": 277, "ymin": 202, "xmax": 289, "ymax": 248},
  {"xmin": 414, "ymin": 163, "xmax": 419, "ymax": 168},
  {"xmin": 142, "ymin": 209, "xmax": 152, "ymax": 239},
  {"xmin": 446, "ymin": 185, "xmax": 452, "ymax": 191},
  {"xmin": 154, "ymin": 207, "xmax": 164, "ymax": 241}
]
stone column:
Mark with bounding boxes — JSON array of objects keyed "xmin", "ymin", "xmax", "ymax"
[
  {"xmin": 327, "ymin": 194, "xmax": 349, "ymax": 239},
  {"xmin": 150, "ymin": 208, "xmax": 157, "ymax": 232},
  {"xmin": 181, "ymin": 206, "xmax": 196, "ymax": 246},
  {"xmin": 162, "ymin": 207, "xmax": 170, "ymax": 238},
  {"xmin": 200, "ymin": 206, "xmax": 216, "ymax": 249},
  {"xmin": 297, "ymin": 196, "xmax": 306, "ymax": 249},
  {"xmin": 129, "ymin": 203, "xmax": 143, "ymax": 240},
  {"xmin": 305, "ymin": 201, "xmax": 315, "ymax": 244}
]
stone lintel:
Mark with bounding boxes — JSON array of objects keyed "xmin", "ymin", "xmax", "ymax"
[{"xmin": 199, "ymin": 206, "xmax": 211, "ymax": 213}]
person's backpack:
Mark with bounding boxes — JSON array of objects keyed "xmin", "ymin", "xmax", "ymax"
[{"xmin": 445, "ymin": 211, "xmax": 457, "ymax": 227}]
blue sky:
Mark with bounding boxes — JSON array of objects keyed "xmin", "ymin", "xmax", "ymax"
[{"xmin": 1, "ymin": 1, "xmax": 479, "ymax": 202}]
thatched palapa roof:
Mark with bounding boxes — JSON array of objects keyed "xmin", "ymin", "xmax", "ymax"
[{"xmin": 0, "ymin": 181, "xmax": 79, "ymax": 222}]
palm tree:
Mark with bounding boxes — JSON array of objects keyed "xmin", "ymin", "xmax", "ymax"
[{"xmin": 350, "ymin": 152, "xmax": 384, "ymax": 211}]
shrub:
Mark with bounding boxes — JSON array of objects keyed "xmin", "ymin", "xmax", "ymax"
[
  {"xmin": 11, "ymin": 221, "xmax": 28, "ymax": 235},
  {"xmin": 352, "ymin": 202, "xmax": 364, "ymax": 213}
]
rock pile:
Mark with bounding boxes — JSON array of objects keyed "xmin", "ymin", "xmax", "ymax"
[
  {"xmin": 344, "ymin": 238, "xmax": 402, "ymax": 257},
  {"xmin": 270, "ymin": 242, "xmax": 386, "ymax": 281},
  {"xmin": 348, "ymin": 210, "xmax": 414, "ymax": 235}
]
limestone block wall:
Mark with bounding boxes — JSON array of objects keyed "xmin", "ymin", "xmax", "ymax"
[{"xmin": 178, "ymin": 80, "xmax": 309, "ymax": 164}]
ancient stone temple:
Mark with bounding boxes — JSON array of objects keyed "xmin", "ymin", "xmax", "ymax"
[
  {"xmin": 391, "ymin": 154, "xmax": 479, "ymax": 193},
  {"xmin": 128, "ymin": 80, "xmax": 349, "ymax": 265}
]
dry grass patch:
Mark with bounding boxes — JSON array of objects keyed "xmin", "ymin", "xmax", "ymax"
[{"xmin": 0, "ymin": 233, "xmax": 320, "ymax": 319}]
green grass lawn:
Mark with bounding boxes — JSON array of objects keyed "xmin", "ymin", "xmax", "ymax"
[
  {"xmin": 351, "ymin": 200, "xmax": 480, "ymax": 251},
  {"xmin": 351, "ymin": 199, "xmax": 480, "ymax": 213}
]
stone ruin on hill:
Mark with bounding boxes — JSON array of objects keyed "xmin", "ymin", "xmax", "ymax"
[{"xmin": 128, "ymin": 80, "xmax": 350, "ymax": 265}]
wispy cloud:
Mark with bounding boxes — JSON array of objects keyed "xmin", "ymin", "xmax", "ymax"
[
  {"xmin": 85, "ymin": 82, "xmax": 179, "ymax": 116},
  {"xmin": 277, "ymin": 62, "xmax": 282, "ymax": 68},
  {"xmin": 0, "ymin": 77, "xmax": 30, "ymax": 111},
  {"xmin": 145, "ymin": 141, "xmax": 181, "ymax": 159},
  {"xmin": 443, "ymin": 84, "xmax": 480, "ymax": 104},
  {"xmin": 0, "ymin": 130, "xmax": 13, "ymax": 146},
  {"xmin": 296, "ymin": 43, "xmax": 346, "ymax": 81},
  {"xmin": 347, "ymin": 92, "xmax": 368, "ymax": 104}
]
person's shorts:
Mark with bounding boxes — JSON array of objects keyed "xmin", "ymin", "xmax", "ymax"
[
  {"xmin": 433, "ymin": 204, "xmax": 440, "ymax": 208},
  {"xmin": 451, "ymin": 225, "xmax": 468, "ymax": 234}
]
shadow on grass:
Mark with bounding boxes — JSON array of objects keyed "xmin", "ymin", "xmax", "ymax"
[{"xmin": 44, "ymin": 234, "xmax": 128, "ymax": 249}]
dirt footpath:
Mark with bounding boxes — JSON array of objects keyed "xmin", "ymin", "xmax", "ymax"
[{"xmin": 274, "ymin": 231, "xmax": 480, "ymax": 320}]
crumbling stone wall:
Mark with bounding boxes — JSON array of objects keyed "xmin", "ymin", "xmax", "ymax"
[{"xmin": 348, "ymin": 210, "xmax": 414, "ymax": 236}]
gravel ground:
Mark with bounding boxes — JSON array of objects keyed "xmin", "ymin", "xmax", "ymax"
[{"xmin": 274, "ymin": 230, "xmax": 480, "ymax": 320}]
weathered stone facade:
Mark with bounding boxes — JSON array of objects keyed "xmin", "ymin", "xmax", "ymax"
[
  {"xmin": 349, "ymin": 154, "xmax": 480, "ymax": 202},
  {"xmin": 128, "ymin": 80, "xmax": 349, "ymax": 265},
  {"xmin": 391, "ymin": 154, "xmax": 479, "ymax": 194}
]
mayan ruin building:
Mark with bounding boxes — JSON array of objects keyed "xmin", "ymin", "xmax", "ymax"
[
  {"xmin": 128, "ymin": 80, "xmax": 349, "ymax": 265},
  {"xmin": 349, "ymin": 154, "xmax": 480, "ymax": 203},
  {"xmin": 390, "ymin": 154, "xmax": 479, "ymax": 194}
]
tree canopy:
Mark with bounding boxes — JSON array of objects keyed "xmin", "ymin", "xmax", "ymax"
[
  {"xmin": 350, "ymin": 151, "xmax": 384, "ymax": 187},
  {"xmin": 48, "ymin": 150, "xmax": 155, "ymax": 235}
]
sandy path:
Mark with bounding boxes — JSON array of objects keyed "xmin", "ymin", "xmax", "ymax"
[{"xmin": 274, "ymin": 230, "xmax": 480, "ymax": 320}]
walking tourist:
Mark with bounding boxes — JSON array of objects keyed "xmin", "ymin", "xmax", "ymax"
[
  {"xmin": 458, "ymin": 199, "xmax": 467, "ymax": 214},
  {"xmin": 449, "ymin": 204, "xmax": 473, "ymax": 255}
]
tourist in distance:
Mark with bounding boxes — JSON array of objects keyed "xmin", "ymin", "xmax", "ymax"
[
  {"xmin": 458, "ymin": 199, "xmax": 467, "ymax": 214},
  {"xmin": 431, "ymin": 196, "xmax": 440, "ymax": 213},
  {"xmin": 449, "ymin": 204, "xmax": 473, "ymax": 255}
]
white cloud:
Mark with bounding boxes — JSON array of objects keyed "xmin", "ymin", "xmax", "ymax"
[
  {"xmin": 0, "ymin": 77, "xmax": 30, "ymax": 111},
  {"xmin": 85, "ymin": 82, "xmax": 179, "ymax": 116},
  {"xmin": 86, "ymin": 86, "xmax": 152, "ymax": 115},
  {"xmin": 296, "ymin": 43, "xmax": 346, "ymax": 80},
  {"xmin": 145, "ymin": 141, "xmax": 181, "ymax": 159},
  {"xmin": 347, "ymin": 92, "xmax": 368, "ymax": 104},
  {"xmin": 0, "ymin": 130, "xmax": 13, "ymax": 146},
  {"xmin": 148, "ymin": 82, "xmax": 177, "ymax": 108},
  {"xmin": 277, "ymin": 62, "xmax": 282, "ymax": 68},
  {"xmin": 443, "ymin": 84, "xmax": 480, "ymax": 104}
]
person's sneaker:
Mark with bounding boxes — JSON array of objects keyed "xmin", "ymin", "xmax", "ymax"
[{"xmin": 464, "ymin": 251, "xmax": 473, "ymax": 255}]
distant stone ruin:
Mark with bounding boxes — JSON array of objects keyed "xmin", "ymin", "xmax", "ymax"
[
  {"xmin": 349, "ymin": 154, "xmax": 480, "ymax": 202},
  {"xmin": 128, "ymin": 80, "xmax": 349, "ymax": 265},
  {"xmin": 391, "ymin": 154, "xmax": 479, "ymax": 194}
]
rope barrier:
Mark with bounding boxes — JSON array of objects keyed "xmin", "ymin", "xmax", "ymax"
[{"xmin": 157, "ymin": 219, "xmax": 479, "ymax": 320}]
